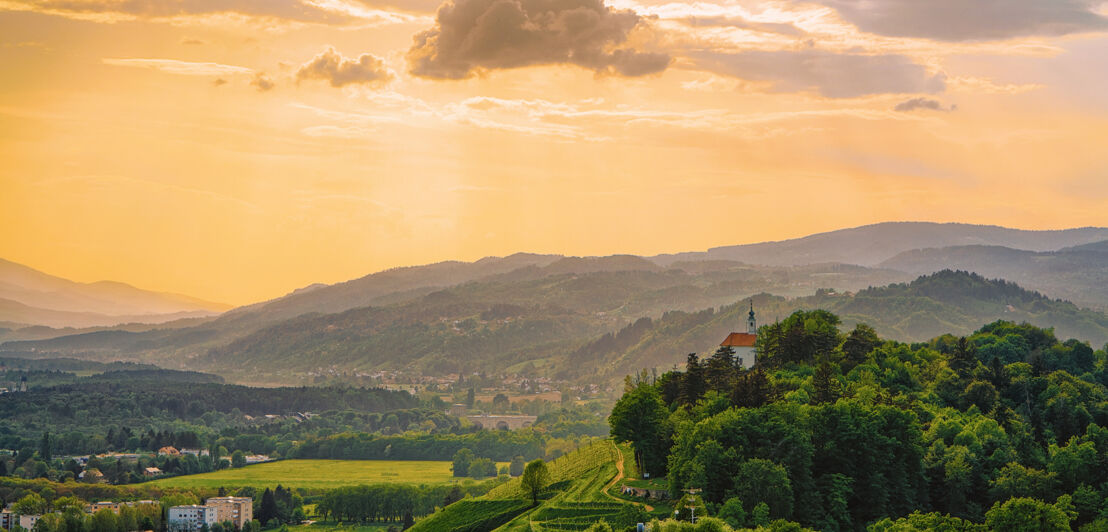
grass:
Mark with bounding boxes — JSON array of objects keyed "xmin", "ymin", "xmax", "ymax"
[
  {"xmin": 412, "ymin": 440, "xmax": 638, "ymax": 532},
  {"xmin": 147, "ymin": 459, "xmax": 497, "ymax": 490},
  {"xmin": 286, "ymin": 521, "xmax": 397, "ymax": 532}
]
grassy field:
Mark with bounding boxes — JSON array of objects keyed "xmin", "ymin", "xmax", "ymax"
[
  {"xmin": 147, "ymin": 459, "xmax": 488, "ymax": 490},
  {"xmin": 411, "ymin": 440, "xmax": 656, "ymax": 532}
]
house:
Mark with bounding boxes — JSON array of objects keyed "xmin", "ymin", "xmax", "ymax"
[
  {"xmin": 168, "ymin": 506, "xmax": 217, "ymax": 532},
  {"xmin": 620, "ymin": 486, "xmax": 670, "ymax": 500},
  {"xmin": 88, "ymin": 502, "xmax": 121, "ymax": 514},
  {"xmin": 158, "ymin": 446, "xmax": 180, "ymax": 456},
  {"xmin": 205, "ymin": 497, "xmax": 253, "ymax": 530},
  {"xmin": 1, "ymin": 510, "xmax": 14, "ymax": 531},
  {"xmin": 720, "ymin": 302, "xmax": 758, "ymax": 369},
  {"xmin": 19, "ymin": 515, "xmax": 40, "ymax": 531},
  {"xmin": 143, "ymin": 467, "xmax": 163, "ymax": 477}
]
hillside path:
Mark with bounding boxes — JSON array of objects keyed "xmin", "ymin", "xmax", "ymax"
[{"xmin": 604, "ymin": 444, "xmax": 654, "ymax": 512}]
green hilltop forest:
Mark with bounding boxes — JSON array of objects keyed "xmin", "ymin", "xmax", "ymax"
[{"xmin": 606, "ymin": 310, "xmax": 1108, "ymax": 531}]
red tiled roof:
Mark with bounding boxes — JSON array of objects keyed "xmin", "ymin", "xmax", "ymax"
[{"xmin": 720, "ymin": 332, "xmax": 756, "ymax": 347}]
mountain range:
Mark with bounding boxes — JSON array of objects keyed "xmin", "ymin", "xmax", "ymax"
[
  {"xmin": 0, "ymin": 258, "xmax": 230, "ymax": 328},
  {"xmin": 4, "ymin": 221, "xmax": 1108, "ymax": 384}
]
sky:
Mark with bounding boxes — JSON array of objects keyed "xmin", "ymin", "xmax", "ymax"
[{"xmin": 1, "ymin": 0, "xmax": 1107, "ymax": 305}]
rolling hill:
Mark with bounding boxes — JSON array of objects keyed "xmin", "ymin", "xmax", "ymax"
[
  {"xmin": 652, "ymin": 221, "xmax": 1108, "ymax": 267},
  {"xmin": 0, "ymin": 258, "xmax": 230, "ymax": 327},
  {"xmin": 5, "ymin": 222, "xmax": 1108, "ymax": 385},
  {"xmin": 878, "ymin": 240, "xmax": 1108, "ymax": 310}
]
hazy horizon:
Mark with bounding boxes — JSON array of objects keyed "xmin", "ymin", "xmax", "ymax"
[
  {"xmin": 3, "ymin": 0, "xmax": 1108, "ymax": 305},
  {"xmin": 4, "ymin": 219, "xmax": 1107, "ymax": 307}
]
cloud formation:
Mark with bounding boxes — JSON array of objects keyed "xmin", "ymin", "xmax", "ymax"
[
  {"xmin": 893, "ymin": 97, "xmax": 955, "ymax": 112},
  {"xmin": 102, "ymin": 58, "xmax": 254, "ymax": 76},
  {"xmin": 252, "ymin": 72, "xmax": 276, "ymax": 91},
  {"xmin": 6, "ymin": 0, "xmax": 425, "ymax": 25},
  {"xmin": 407, "ymin": 0, "xmax": 670, "ymax": 79},
  {"xmin": 814, "ymin": 0, "xmax": 1108, "ymax": 41},
  {"xmin": 691, "ymin": 50, "xmax": 945, "ymax": 98},
  {"xmin": 296, "ymin": 47, "xmax": 393, "ymax": 87},
  {"xmin": 678, "ymin": 16, "xmax": 804, "ymax": 36}
]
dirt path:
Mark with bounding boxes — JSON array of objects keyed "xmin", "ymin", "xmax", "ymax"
[{"xmin": 604, "ymin": 444, "xmax": 654, "ymax": 512}]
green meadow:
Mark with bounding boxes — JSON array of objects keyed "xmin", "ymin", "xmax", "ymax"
[{"xmin": 147, "ymin": 459, "xmax": 480, "ymax": 490}]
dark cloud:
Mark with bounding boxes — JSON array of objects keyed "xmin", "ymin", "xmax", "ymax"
[
  {"xmin": 815, "ymin": 0, "xmax": 1108, "ymax": 41},
  {"xmin": 691, "ymin": 49, "xmax": 945, "ymax": 98},
  {"xmin": 679, "ymin": 16, "xmax": 805, "ymax": 36},
  {"xmin": 894, "ymin": 97, "xmax": 955, "ymax": 112},
  {"xmin": 251, "ymin": 72, "xmax": 275, "ymax": 91},
  {"xmin": 212, "ymin": 78, "xmax": 228, "ymax": 86},
  {"xmin": 407, "ymin": 0, "xmax": 671, "ymax": 79},
  {"xmin": 296, "ymin": 47, "xmax": 393, "ymax": 87},
  {"xmin": 181, "ymin": 37, "xmax": 205, "ymax": 45}
]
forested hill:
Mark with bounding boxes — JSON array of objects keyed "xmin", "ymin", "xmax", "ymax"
[
  {"xmin": 1, "ymin": 262, "xmax": 909, "ymax": 381},
  {"xmin": 572, "ymin": 271, "xmax": 1108, "ymax": 380},
  {"xmin": 607, "ymin": 310, "xmax": 1108, "ymax": 530},
  {"xmin": 878, "ymin": 240, "xmax": 1108, "ymax": 310}
]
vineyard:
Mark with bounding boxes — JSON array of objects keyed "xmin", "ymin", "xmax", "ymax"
[{"xmin": 412, "ymin": 440, "xmax": 640, "ymax": 532}]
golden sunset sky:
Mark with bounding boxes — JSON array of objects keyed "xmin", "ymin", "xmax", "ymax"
[{"xmin": 2, "ymin": 0, "xmax": 1107, "ymax": 305}]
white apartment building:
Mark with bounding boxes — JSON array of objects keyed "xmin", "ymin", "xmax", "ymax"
[{"xmin": 168, "ymin": 505, "xmax": 218, "ymax": 532}]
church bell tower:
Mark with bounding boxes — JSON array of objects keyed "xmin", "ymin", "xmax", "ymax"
[{"xmin": 747, "ymin": 301, "xmax": 757, "ymax": 334}]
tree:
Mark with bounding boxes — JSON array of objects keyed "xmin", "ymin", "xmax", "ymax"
[
  {"xmin": 451, "ymin": 448, "xmax": 475, "ymax": 478},
  {"xmin": 258, "ymin": 488, "xmax": 278, "ymax": 526},
  {"xmin": 39, "ymin": 432, "xmax": 51, "ymax": 461},
  {"xmin": 509, "ymin": 455, "xmax": 526, "ymax": 477},
  {"xmin": 733, "ymin": 459, "xmax": 793, "ymax": 519},
  {"xmin": 949, "ymin": 337, "xmax": 977, "ymax": 378},
  {"xmin": 984, "ymin": 498, "xmax": 1070, "ymax": 532},
  {"xmin": 840, "ymin": 324, "xmax": 880, "ymax": 367},
  {"xmin": 705, "ymin": 346, "xmax": 738, "ymax": 393},
  {"xmin": 520, "ymin": 459, "xmax": 550, "ymax": 506},
  {"xmin": 679, "ymin": 353, "xmax": 708, "ymax": 405},
  {"xmin": 811, "ymin": 360, "xmax": 839, "ymax": 405},
  {"xmin": 609, "ymin": 384, "xmax": 671, "ymax": 477},
  {"xmin": 0, "ymin": 458, "xmax": 7, "ymax": 477},
  {"xmin": 231, "ymin": 450, "xmax": 246, "ymax": 468},
  {"xmin": 492, "ymin": 393, "xmax": 510, "ymax": 413},
  {"xmin": 717, "ymin": 497, "xmax": 747, "ymax": 528},
  {"xmin": 467, "ymin": 458, "xmax": 496, "ymax": 478},
  {"xmin": 442, "ymin": 486, "xmax": 464, "ymax": 506},
  {"xmin": 868, "ymin": 511, "xmax": 987, "ymax": 531},
  {"xmin": 13, "ymin": 493, "xmax": 48, "ymax": 515},
  {"xmin": 465, "ymin": 388, "xmax": 476, "ymax": 408},
  {"xmin": 752, "ymin": 502, "xmax": 771, "ymax": 527}
]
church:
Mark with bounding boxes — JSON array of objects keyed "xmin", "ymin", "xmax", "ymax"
[{"xmin": 720, "ymin": 302, "xmax": 758, "ymax": 369}]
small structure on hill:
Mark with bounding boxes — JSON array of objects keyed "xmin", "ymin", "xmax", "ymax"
[{"xmin": 720, "ymin": 302, "xmax": 758, "ymax": 368}]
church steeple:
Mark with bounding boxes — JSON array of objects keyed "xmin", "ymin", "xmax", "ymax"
[{"xmin": 747, "ymin": 301, "xmax": 757, "ymax": 334}]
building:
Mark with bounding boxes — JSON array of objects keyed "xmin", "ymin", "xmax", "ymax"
[
  {"xmin": 143, "ymin": 467, "xmax": 163, "ymax": 477},
  {"xmin": 1, "ymin": 510, "xmax": 14, "ymax": 531},
  {"xmin": 205, "ymin": 497, "xmax": 253, "ymax": 530},
  {"xmin": 168, "ymin": 506, "xmax": 217, "ymax": 532},
  {"xmin": 19, "ymin": 515, "xmax": 40, "ymax": 531},
  {"xmin": 88, "ymin": 502, "xmax": 122, "ymax": 514},
  {"xmin": 720, "ymin": 302, "xmax": 758, "ymax": 369}
]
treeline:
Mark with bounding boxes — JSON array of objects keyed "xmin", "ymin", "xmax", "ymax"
[
  {"xmin": 610, "ymin": 310, "xmax": 1108, "ymax": 530},
  {"xmin": 0, "ymin": 374, "xmax": 422, "ymax": 454},
  {"xmin": 315, "ymin": 484, "xmax": 478, "ymax": 523},
  {"xmin": 292, "ymin": 431, "xmax": 546, "ymax": 462}
]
